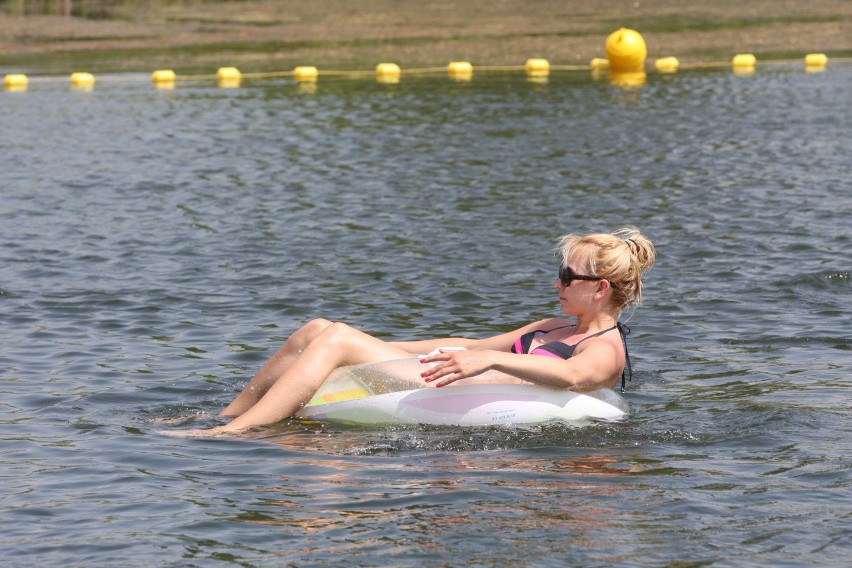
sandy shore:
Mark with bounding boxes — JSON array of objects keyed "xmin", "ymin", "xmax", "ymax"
[{"xmin": 1, "ymin": 0, "xmax": 851, "ymax": 73}]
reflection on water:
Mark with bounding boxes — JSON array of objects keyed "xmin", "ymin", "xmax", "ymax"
[
  {"xmin": 1, "ymin": 65, "xmax": 850, "ymax": 565},
  {"xmin": 228, "ymin": 443, "xmax": 654, "ymax": 563}
]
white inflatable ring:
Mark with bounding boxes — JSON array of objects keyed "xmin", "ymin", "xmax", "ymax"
[{"xmin": 296, "ymin": 358, "xmax": 629, "ymax": 426}]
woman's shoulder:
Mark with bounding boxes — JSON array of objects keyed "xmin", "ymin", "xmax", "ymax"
[
  {"xmin": 537, "ymin": 317, "xmax": 574, "ymax": 331},
  {"xmin": 488, "ymin": 317, "xmax": 571, "ymax": 344}
]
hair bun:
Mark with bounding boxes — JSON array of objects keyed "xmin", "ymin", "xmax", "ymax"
[{"xmin": 616, "ymin": 228, "xmax": 656, "ymax": 273}]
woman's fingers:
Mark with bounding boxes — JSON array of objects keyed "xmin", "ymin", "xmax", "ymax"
[
  {"xmin": 419, "ymin": 356, "xmax": 454, "ymax": 386},
  {"xmin": 420, "ymin": 350, "xmax": 487, "ymax": 387},
  {"xmin": 420, "ymin": 362, "xmax": 448, "ymax": 383}
]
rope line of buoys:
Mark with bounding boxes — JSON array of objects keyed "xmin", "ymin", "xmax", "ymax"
[{"xmin": 4, "ymin": 28, "xmax": 849, "ymax": 92}]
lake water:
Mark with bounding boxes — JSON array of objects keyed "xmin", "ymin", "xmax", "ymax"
[{"xmin": 1, "ymin": 65, "xmax": 850, "ymax": 566}]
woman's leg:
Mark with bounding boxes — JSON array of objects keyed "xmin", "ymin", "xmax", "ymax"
[
  {"xmin": 221, "ymin": 318, "xmax": 334, "ymax": 417},
  {"xmin": 217, "ymin": 322, "xmax": 412, "ymax": 433}
]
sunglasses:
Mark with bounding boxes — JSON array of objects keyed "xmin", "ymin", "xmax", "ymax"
[{"xmin": 559, "ymin": 265, "xmax": 607, "ymax": 287}]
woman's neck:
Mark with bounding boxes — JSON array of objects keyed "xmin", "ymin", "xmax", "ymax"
[{"xmin": 572, "ymin": 311, "xmax": 619, "ymax": 335}]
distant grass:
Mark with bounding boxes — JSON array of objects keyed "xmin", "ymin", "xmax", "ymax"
[
  {"xmin": 16, "ymin": 35, "xmax": 156, "ymax": 44},
  {"xmin": 618, "ymin": 14, "xmax": 847, "ymax": 34},
  {"xmin": 164, "ymin": 16, "xmax": 283, "ymax": 27},
  {"xmin": 4, "ymin": 37, "xmax": 851, "ymax": 77},
  {"xmin": 2, "ymin": 5, "xmax": 850, "ymax": 75}
]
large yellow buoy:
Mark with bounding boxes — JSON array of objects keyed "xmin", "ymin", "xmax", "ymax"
[{"xmin": 605, "ymin": 28, "xmax": 647, "ymax": 72}]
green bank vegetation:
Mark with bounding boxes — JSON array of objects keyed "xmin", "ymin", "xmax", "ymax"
[
  {"xmin": 1, "ymin": 1, "xmax": 850, "ymax": 73},
  {"xmin": 2, "ymin": 0, "xmax": 188, "ymax": 18}
]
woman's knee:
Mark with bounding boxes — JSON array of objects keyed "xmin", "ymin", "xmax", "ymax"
[
  {"xmin": 303, "ymin": 318, "xmax": 333, "ymax": 335},
  {"xmin": 287, "ymin": 318, "xmax": 334, "ymax": 351},
  {"xmin": 316, "ymin": 321, "xmax": 364, "ymax": 349},
  {"xmin": 295, "ymin": 320, "xmax": 371, "ymax": 359}
]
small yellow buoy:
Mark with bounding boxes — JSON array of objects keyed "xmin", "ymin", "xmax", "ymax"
[
  {"xmin": 217, "ymin": 67, "xmax": 241, "ymax": 81},
  {"xmin": 70, "ymin": 72, "xmax": 95, "ymax": 87},
  {"xmin": 151, "ymin": 70, "xmax": 176, "ymax": 89},
  {"xmin": 605, "ymin": 28, "xmax": 647, "ymax": 72},
  {"xmin": 804, "ymin": 53, "xmax": 828, "ymax": 68},
  {"xmin": 525, "ymin": 59, "xmax": 550, "ymax": 77},
  {"xmin": 654, "ymin": 56, "xmax": 680, "ymax": 73},
  {"xmin": 4, "ymin": 73, "xmax": 28, "ymax": 90},
  {"xmin": 151, "ymin": 69, "xmax": 176, "ymax": 84},
  {"xmin": 293, "ymin": 66, "xmax": 319, "ymax": 82},
  {"xmin": 216, "ymin": 67, "xmax": 241, "ymax": 88},
  {"xmin": 375, "ymin": 63, "xmax": 401, "ymax": 83},
  {"xmin": 447, "ymin": 61, "xmax": 473, "ymax": 80},
  {"xmin": 590, "ymin": 57, "xmax": 610, "ymax": 71},
  {"xmin": 732, "ymin": 54, "xmax": 757, "ymax": 69}
]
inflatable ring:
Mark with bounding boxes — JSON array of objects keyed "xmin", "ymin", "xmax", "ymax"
[{"xmin": 296, "ymin": 358, "xmax": 629, "ymax": 426}]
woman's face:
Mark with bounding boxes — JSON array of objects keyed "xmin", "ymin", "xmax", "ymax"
[{"xmin": 554, "ymin": 257, "xmax": 601, "ymax": 315}]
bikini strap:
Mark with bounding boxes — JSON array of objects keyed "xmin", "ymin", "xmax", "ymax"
[
  {"xmin": 617, "ymin": 322, "xmax": 632, "ymax": 392},
  {"xmin": 570, "ymin": 324, "xmax": 618, "ymax": 348}
]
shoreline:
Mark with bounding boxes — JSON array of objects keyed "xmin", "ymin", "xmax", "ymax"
[{"xmin": 1, "ymin": 0, "xmax": 851, "ymax": 74}]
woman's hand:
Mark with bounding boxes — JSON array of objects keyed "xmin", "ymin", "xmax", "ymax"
[
  {"xmin": 419, "ymin": 349, "xmax": 496, "ymax": 387},
  {"xmin": 159, "ymin": 425, "xmax": 233, "ymax": 438}
]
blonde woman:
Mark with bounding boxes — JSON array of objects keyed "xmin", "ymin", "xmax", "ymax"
[{"xmin": 181, "ymin": 228, "xmax": 655, "ymax": 435}]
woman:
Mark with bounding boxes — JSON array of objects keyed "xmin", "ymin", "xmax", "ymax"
[{"xmin": 181, "ymin": 227, "xmax": 655, "ymax": 435}]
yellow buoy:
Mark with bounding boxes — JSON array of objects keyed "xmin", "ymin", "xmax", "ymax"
[
  {"xmin": 216, "ymin": 67, "xmax": 241, "ymax": 88},
  {"xmin": 732, "ymin": 54, "xmax": 757, "ymax": 68},
  {"xmin": 590, "ymin": 57, "xmax": 610, "ymax": 71},
  {"xmin": 804, "ymin": 53, "xmax": 828, "ymax": 68},
  {"xmin": 376, "ymin": 63, "xmax": 401, "ymax": 83},
  {"xmin": 605, "ymin": 28, "xmax": 647, "ymax": 72},
  {"xmin": 217, "ymin": 67, "xmax": 241, "ymax": 81},
  {"xmin": 447, "ymin": 61, "xmax": 473, "ymax": 80},
  {"xmin": 525, "ymin": 58, "xmax": 550, "ymax": 77},
  {"xmin": 293, "ymin": 66, "xmax": 319, "ymax": 82},
  {"xmin": 70, "ymin": 72, "xmax": 95, "ymax": 87},
  {"xmin": 4, "ymin": 73, "xmax": 28, "ymax": 90},
  {"xmin": 151, "ymin": 69, "xmax": 176, "ymax": 84},
  {"xmin": 151, "ymin": 70, "xmax": 176, "ymax": 89},
  {"xmin": 654, "ymin": 56, "xmax": 680, "ymax": 73}
]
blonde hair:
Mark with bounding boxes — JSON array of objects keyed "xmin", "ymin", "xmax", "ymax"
[{"xmin": 556, "ymin": 227, "xmax": 656, "ymax": 312}]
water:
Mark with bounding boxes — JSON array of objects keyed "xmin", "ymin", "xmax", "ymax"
[{"xmin": 1, "ymin": 66, "xmax": 850, "ymax": 566}]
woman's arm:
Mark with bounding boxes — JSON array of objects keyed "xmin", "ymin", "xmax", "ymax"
[
  {"xmin": 390, "ymin": 318, "xmax": 562, "ymax": 356},
  {"xmin": 420, "ymin": 336, "xmax": 623, "ymax": 390}
]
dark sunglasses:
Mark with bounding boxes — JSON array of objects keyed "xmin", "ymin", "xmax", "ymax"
[{"xmin": 559, "ymin": 265, "xmax": 607, "ymax": 287}]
